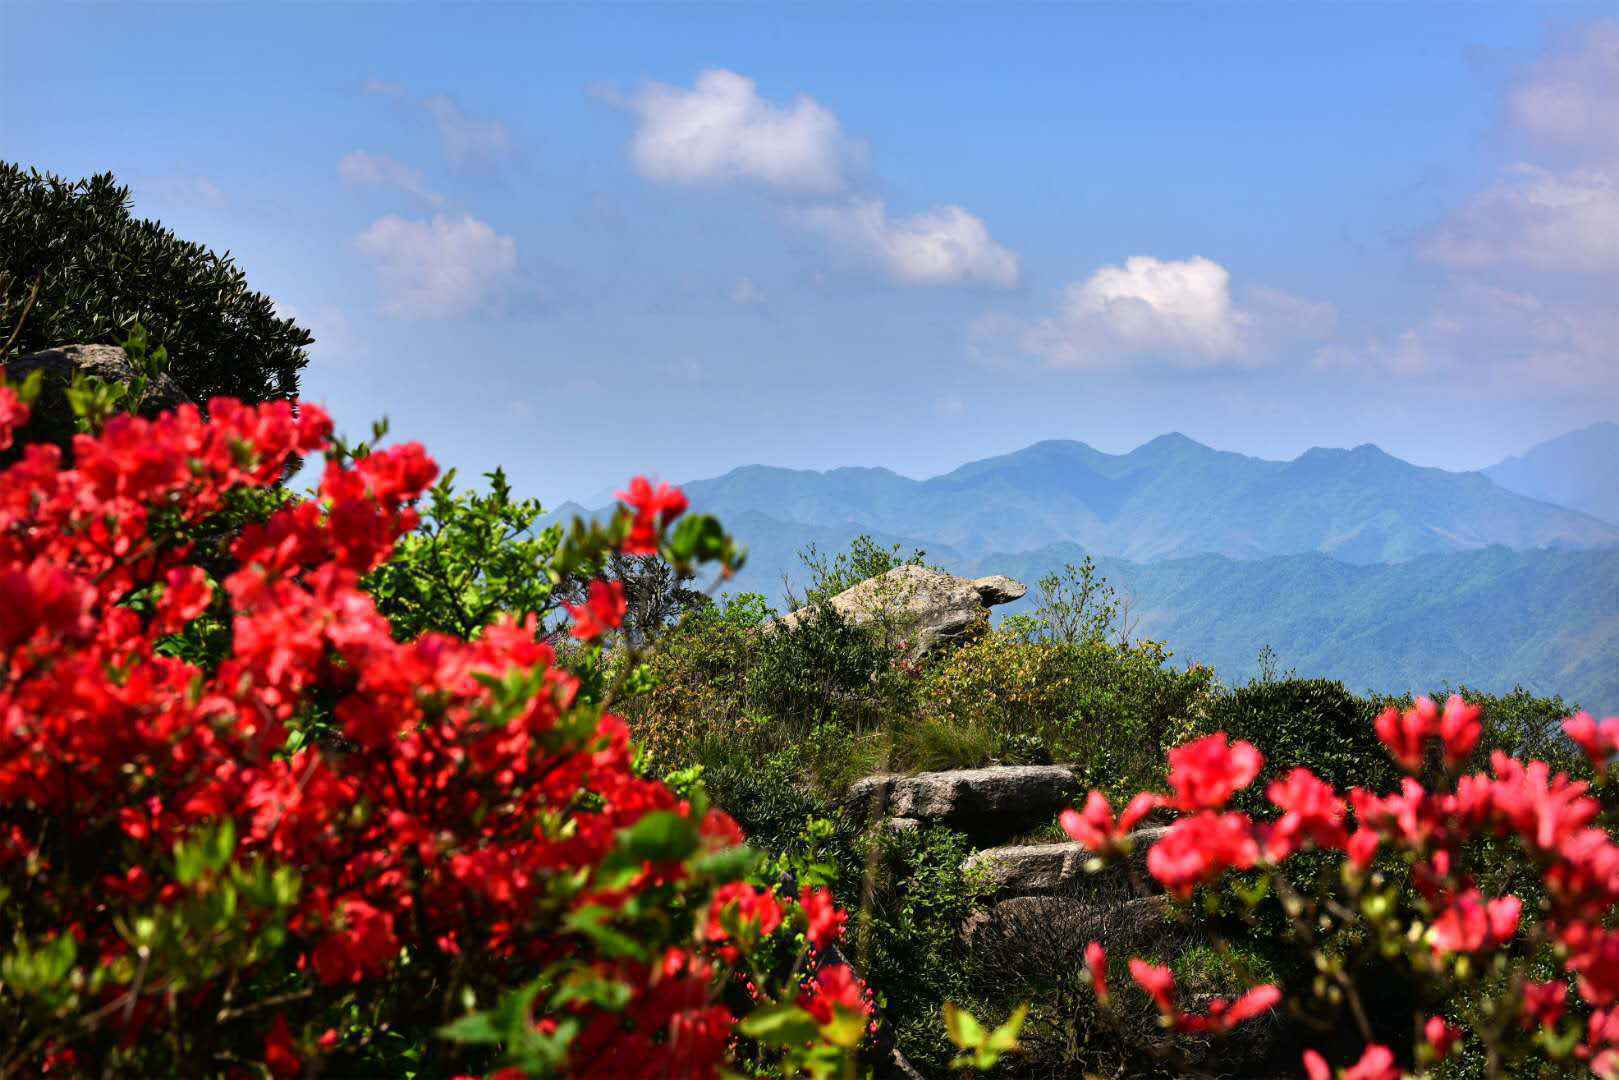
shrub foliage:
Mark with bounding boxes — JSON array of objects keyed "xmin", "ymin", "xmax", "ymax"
[{"xmin": 0, "ymin": 164, "xmax": 310, "ymax": 404}]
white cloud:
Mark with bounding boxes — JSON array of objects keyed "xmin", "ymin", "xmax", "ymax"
[
  {"xmin": 1314, "ymin": 283, "xmax": 1618, "ymax": 387},
  {"xmin": 338, "ymin": 151, "xmax": 443, "ymax": 205},
  {"xmin": 730, "ymin": 277, "xmax": 765, "ymax": 306},
  {"xmin": 794, "ymin": 198, "xmax": 1020, "ymax": 288},
  {"xmin": 614, "ymin": 69, "xmax": 860, "ymax": 193},
  {"xmin": 139, "ymin": 175, "xmax": 227, "ymax": 209},
  {"xmin": 1420, "ymin": 165, "xmax": 1619, "ymax": 273},
  {"xmin": 420, "ymin": 94, "xmax": 513, "ymax": 168},
  {"xmin": 1422, "ymin": 21, "xmax": 1619, "ymax": 275},
  {"xmin": 355, "ymin": 214, "xmax": 518, "ymax": 319},
  {"xmin": 360, "ymin": 80, "xmax": 512, "ymax": 168},
  {"xmin": 1506, "ymin": 19, "xmax": 1619, "ymax": 160},
  {"xmin": 1007, "ymin": 255, "xmax": 1331, "ymax": 368}
]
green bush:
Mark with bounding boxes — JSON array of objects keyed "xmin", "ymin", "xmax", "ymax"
[
  {"xmin": 919, "ymin": 629, "xmax": 1214, "ymax": 797},
  {"xmin": 0, "ymin": 164, "xmax": 311, "ymax": 405},
  {"xmin": 1201, "ymin": 678, "xmax": 1396, "ymax": 807}
]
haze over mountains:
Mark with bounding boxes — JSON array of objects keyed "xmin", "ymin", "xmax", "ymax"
[
  {"xmin": 673, "ymin": 434, "xmax": 1619, "ymax": 565},
  {"xmin": 558, "ymin": 427, "xmax": 1618, "ymax": 709},
  {"xmin": 1484, "ymin": 422, "xmax": 1619, "ymax": 527}
]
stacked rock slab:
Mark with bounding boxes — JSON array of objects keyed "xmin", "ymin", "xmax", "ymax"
[
  {"xmin": 769, "ymin": 565, "xmax": 1026, "ymax": 656},
  {"xmin": 845, "ymin": 765, "xmax": 1081, "ymax": 846}
]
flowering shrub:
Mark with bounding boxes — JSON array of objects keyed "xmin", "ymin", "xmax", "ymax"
[
  {"xmin": 0, "ymin": 383, "xmax": 863, "ymax": 1077},
  {"xmin": 1066, "ymin": 694, "xmax": 1619, "ymax": 1077}
]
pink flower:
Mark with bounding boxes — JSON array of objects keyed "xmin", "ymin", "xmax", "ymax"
[
  {"xmin": 799, "ymin": 887, "xmax": 846, "ymax": 950},
  {"xmin": 1520, "ymin": 980, "xmax": 1568, "ymax": 1030},
  {"xmin": 1429, "ymin": 890, "xmax": 1521, "ymax": 954},
  {"xmin": 1438, "ymin": 694, "xmax": 1482, "ymax": 766},
  {"xmin": 1303, "ymin": 1049, "xmax": 1332, "ymax": 1080},
  {"xmin": 1375, "ymin": 698, "xmax": 1435, "ymax": 772}
]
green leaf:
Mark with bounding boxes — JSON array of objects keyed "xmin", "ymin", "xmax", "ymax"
[
  {"xmin": 942, "ymin": 1002, "xmax": 986, "ymax": 1049},
  {"xmin": 738, "ymin": 1003, "xmax": 820, "ymax": 1048},
  {"xmin": 616, "ymin": 810, "xmax": 700, "ymax": 864},
  {"xmin": 820, "ymin": 1008, "xmax": 867, "ymax": 1049},
  {"xmin": 438, "ymin": 1012, "xmax": 500, "ymax": 1045},
  {"xmin": 985, "ymin": 1002, "xmax": 1028, "ymax": 1053}
]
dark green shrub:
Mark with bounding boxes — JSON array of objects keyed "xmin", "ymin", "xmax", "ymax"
[
  {"xmin": 1202, "ymin": 678, "xmax": 1397, "ymax": 806},
  {"xmin": 0, "ymin": 164, "xmax": 310, "ymax": 405}
]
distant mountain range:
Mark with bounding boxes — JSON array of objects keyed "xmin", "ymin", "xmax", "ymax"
[
  {"xmin": 1485, "ymin": 422, "xmax": 1619, "ymax": 526},
  {"xmin": 553, "ymin": 428, "xmax": 1618, "ymax": 709},
  {"xmin": 671, "ymin": 434, "xmax": 1619, "ymax": 565}
]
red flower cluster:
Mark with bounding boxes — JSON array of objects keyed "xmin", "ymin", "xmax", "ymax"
[
  {"xmin": 1071, "ymin": 691, "xmax": 1619, "ymax": 1076},
  {"xmin": 1112, "ymin": 951, "xmax": 1279, "ymax": 1034},
  {"xmin": 0, "ymin": 390, "xmax": 851, "ymax": 1077}
]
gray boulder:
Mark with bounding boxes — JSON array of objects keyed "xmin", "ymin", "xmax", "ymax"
[
  {"xmin": 7, "ymin": 343, "xmax": 191, "ymax": 415},
  {"xmin": 845, "ymin": 765, "xmax": 1080, "ymax": 844},
  {"xmin": 771, "ymin": 565, "xmax": 1026, "ymax": 655},
  {"xmin": 963, "ymin": 828, "xmax": 1170, "ymax": 899}
]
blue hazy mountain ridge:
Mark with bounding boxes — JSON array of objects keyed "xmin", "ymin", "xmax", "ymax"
[
  {"xmin": 675, "ymin": 434, "xmax": 1619, "ymax": 564},
  {"xmin": 1484, "ymin": 422, "xmax": 1619, "ymax": 526}
]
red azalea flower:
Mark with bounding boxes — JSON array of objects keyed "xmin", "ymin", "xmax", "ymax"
[
  {"xmin": 1060, "ymin": 790, "xmax": 1160, "ymax": 852},
  {"xmin": 263, "ymin": 1015, "xmax": 301, "ymax": 1078},
  {"xmin": 1565, "ymin": 713, "xmax": 1619, "ymax": 770},
  {"xmin": 1264, "ymin": 767, "xmax": 1347, "ymax": 858},
  {"xmin": 800, "ymin": 964, "xmax": 868, "ymax": 1025},
  {"xmin": 1166, "ymin": 733, "xmax": 1263, "ymax": 810},
  {"xmin": 566, "ymin": 579, "xmax": 628, "ymax": 641},
  {"xmin": 1342, "ymin": 1044, "xmax": 1399, "ymax": 1080},
  {"xmin": 1424, "ymin": 1016, "xmax": 1462, "ymax": 1060},
  {"xmin": 1128, "ymin": 958, "xmax": 1176, "ymax": 1013},
  {"xmin": 1085, "ymin": 941, "xmax": 1108, "ymax": 1004},
  {"xmin": 1521, "ymin": 980, "xmax": 1568, "ymax": 1029},
  {"xmin": 1146, "ymin": 811, "xmax": 1259, "ymax": 897},
  {"xmin": 616, "ymin": 476, "xmax": 688, "ymax": 556},
  {"xmin": 799, "ymin": 887, "xmax": 847, "ymax": 949}
]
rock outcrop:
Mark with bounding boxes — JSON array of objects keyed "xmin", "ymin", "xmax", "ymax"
[
  {"xmin": 7, "ymin": 344, "xmax": 191, "ymax": 414},
  {"xmin": 845, "ymin": 765, "xmax": 1079, "ymax": 845},
  {"xmin": 963, "ymin": 828, "xmax": 1169, "ymax": 899},
  {"xmin": 771, "ymin": 565, "xmax": 1025, "ymax": 656}
]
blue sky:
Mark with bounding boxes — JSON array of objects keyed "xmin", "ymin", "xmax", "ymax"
[{"xmin": 4, "ymin": 2, "xmax": 1616, "ymax": 505}]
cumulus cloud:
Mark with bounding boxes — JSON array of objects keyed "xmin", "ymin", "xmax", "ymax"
[
  {"xmin": 794, "ymin": 199, "xmax": 1020, "ymax": 288},
  {"xmin": 355, "ymin": 214, "xmax": 518, "ymax": 319},
  {"xmin": 1505, "ymin": 19, "xmax": 1619, "ymax": 160},
  {"xmin": 612, "ymin": 69, "xmax": 861, "ymax": 193},
  {"xmin": 338, "ymin": 151, "xmax": 443, "ymax": 205},
  {"xmin": 1006, "ymin": 255, "xmax": 1331, "ymax": 369}
]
